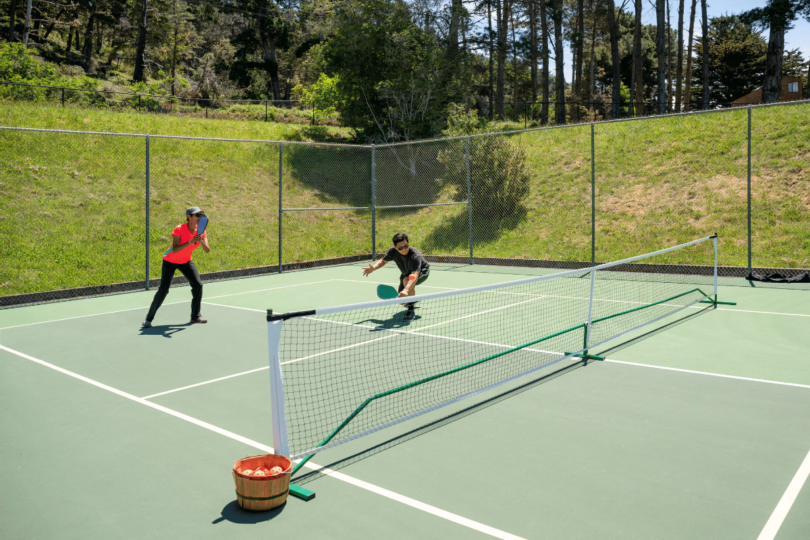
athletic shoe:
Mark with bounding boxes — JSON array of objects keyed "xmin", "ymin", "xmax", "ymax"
[
  {"xmin": 142, "ymin": 320, "xmax": 153, "ymax": 328},
  {"xmin": 190, "ymin": 316, "xmax": 208, "ymax": 324},
  {"xmin": 403, "ymin": 308, "xmax": 416, "ymax": 322}
]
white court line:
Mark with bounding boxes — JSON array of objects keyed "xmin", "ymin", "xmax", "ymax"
[
  {"xmin": 141, "ymin": 366, "xmax": 270, "ymax": 399},
  {"xmin": 604, "ymin": 359, "xmax": 810, "ymax": 390},
  {"xmin": 0, "ymin": 343, "xmax": 525, "ymax": 540},
  {"xmin": 757, "ymin": 447, "xmax": 810, "ymax": 540},
  {"xmin": 0, "ymin": 280, "xmax": 338, "ymax": 331}
]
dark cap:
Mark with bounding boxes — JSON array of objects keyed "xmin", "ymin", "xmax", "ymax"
[{"xmin": 186, "ymin": 206, "xmax": 203, "ymax": 215}]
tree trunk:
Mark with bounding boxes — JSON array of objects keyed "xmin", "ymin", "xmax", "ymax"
[
  {"xmin": 762, "ymin": 22, "xmax": 785, "ymax": 103},
  {"xmin": 497, "ymin": 0, "xmax": 507, "ymax": 120},
  {"xmin": 259, "ymin": 20, "xmax": 282, "ymax": 101},
  {"xmin": 133, "ymin": 0, "xmax": 148, "ymax": 82},
  {"xmin": 656, "ymin": 0, "xmax": 666, "ymax": 114},
  {"xmin": 448, "ymin": 0, "xmax": 461, "ymax": 56},
  {"xmin": 575, "ymin": 0, "xmax": 584, "ymax": 109},
  {"xmin": 22, "ymin": 0, "xmax": 31, "ymax": 46},
  {"xmin": 488, "ymin": 0, "xmax": 494, "ymax": 120},
  {"xmin": 666, "ymin": 0, "xmax": 673, "ymax": 112},
  {"xmin": 512, "ymin": 9, "xmax": 517, "ymax": 118},
  {"xmin": 82, "ymin": 3, "xmax": 96, "ymax": 72},
  {"xmin": 95, "ymin": 17, "xmax": 102, "ymax": 54},
  {"xmin": 42, "ymin": 8, "xmax": 65, "ymax": 39},
  {"xmin": 675, "ymin": 0, "xmax": 685, "ymax": 111},
  {"xmin": 633, "ymin": 0, "xmax": 643, "ymax": 115},
  {"xmin": 607, "ymin": 0, "xmax": 621, "ymax": 118},
  {"xmin": 553, "ymin": 0, "xmax": 565, "ymax": 124},
  {"xmin": 530, "ymin": 0, "xmax": 537, "ymax": 114},
  {"xmin": 684, "ymin": 0, "xmax": 696, "ymax": 111},
  {"xmin": 171, "ymin": 0, "xmax": 178, "ymax": 96},
  {"xmin": 700, "ymin": 0, "xmax": 708, "ymax": 109},
  {"xmin": 541, "ymin": 0, "xmax": 549, "ymax": 124},
  {"xmin": 589, "ymin": 6, "xmax": 596, "ymax": 111},
  {"xmin": 8, "ymin": 0, "xmax": 16, "ymax": 42}
]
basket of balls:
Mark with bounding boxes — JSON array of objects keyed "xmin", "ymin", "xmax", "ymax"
[{"xmin": 232, "ymin": 454, "xmax": 292, "ymax": 511}]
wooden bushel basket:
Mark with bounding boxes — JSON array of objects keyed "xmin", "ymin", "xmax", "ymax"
[{"xmin": 232, "ymin": 454, "xmax": 292, "ymax": 511}]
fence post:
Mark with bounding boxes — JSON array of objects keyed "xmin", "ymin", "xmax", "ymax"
[
  {"xmin": 61, "ymin": 87, "xmax": 64, "ymax": 107},
  {"xmin": 265, "ymin": 100, "xmax": 268, "ymax": 122},
  {"xmin": 591, "ymin": 122, "xmax": 596, "ymax": 265},
  {"xmin": 371, "ymin": 144, "xmax": 376, "ymax": 261},
  {"xmin": 278, "ymin": 142, "xmax": 283, "ymax": 273},
  {"xmin": 138, "ymin": 95, "xmax": 141, "ymax": 110},
  {"xmin": 747, "ymin": 106, "xmax": 752, "ymax": 275},
  {"xmin": 466, "ymin": 137, "xmax": 473, "ymax": 265},
  {"xmin": 145, "ymin": 136, "xmax": 150, "ymax": 290}
]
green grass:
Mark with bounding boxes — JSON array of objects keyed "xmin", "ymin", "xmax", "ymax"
[
  {"xmin": 0, "ymin": 102, "xmax": 353, "ymax": 143},
  {"xmin": 1, "ymin": 101, "xmax": 808, "ymax": 297}
]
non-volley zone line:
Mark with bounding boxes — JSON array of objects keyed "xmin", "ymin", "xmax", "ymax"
[{"xmin": 0, "ymin": 344, "xmax": 527, "ymax": 540}]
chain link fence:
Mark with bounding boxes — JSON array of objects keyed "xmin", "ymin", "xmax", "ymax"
[{"xmin": 2, "ymin": 99, "xmax": 808, "ymax": 307}]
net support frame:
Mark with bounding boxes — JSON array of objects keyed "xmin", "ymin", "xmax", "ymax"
[
  {"xmin": 268, "ymin": 317, "xmax": 290, "ymax": 458},
  {"xmin": 269, "ymin": 235, "xmax": 732, "ymax": 487}
]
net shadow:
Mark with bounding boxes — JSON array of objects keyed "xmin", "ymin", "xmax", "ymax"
[
  {"xmin": 593, "ymin": 303, "xmax": 714, "ymax": 357},
  {"xmin": 291, "ymin": 357, "xmax": 588, "ymax": 486}
]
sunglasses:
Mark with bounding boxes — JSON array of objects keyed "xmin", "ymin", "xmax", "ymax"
[
  {"xmin": 191, "ymin": 213, "xmax": 205, "ymax": 217},
  {"xmin": 395, "ymin": 244, "xmax": 409, "ymax": 251}
]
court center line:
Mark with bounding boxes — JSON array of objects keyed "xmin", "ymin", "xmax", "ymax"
[
  {"xmin": 0, "ymin": 280, "xmax": 339, "ymax": 331},
  {"xmin": 0, "ymin": 343, "xmax": 525, "ymax": 540},
  {"xmin": 756, "ymin": 447, "xmax": 810, "ymax": 540},
  {"xmin": 141, "ymin": 366, "xmax": 270, "ymax": 399}
]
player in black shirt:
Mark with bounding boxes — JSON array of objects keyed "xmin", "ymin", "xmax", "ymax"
[{"xmin": 362, "ymin": 232, "xmax": 430, "ymax": 321}]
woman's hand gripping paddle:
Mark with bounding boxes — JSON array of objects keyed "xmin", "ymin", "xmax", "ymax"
[
  {"xmin": 164, "ymin": 216, "xmax": 209, "ymax": 256},
  {"xmin": 376, "ymin": 284, "xmax": 399, "ymax": 300}
]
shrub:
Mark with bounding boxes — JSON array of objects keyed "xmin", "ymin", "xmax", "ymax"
[{"xmin": 439, "ymin": 105, "xmax": 531, "ymax": 218}]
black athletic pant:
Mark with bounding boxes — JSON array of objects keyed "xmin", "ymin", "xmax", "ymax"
[{"xmin": 146, "ymin": 260, "xmax": 203, "ymax": 322}]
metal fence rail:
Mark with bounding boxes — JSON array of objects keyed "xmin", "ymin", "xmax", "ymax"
[{"xmin": 1, "ymin": 99, "xmax": 808, "ymax": 307}]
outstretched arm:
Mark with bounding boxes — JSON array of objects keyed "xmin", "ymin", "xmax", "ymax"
[{"xmin": 362, "ymin": 258, "xmax": 387, "ymax": 276}]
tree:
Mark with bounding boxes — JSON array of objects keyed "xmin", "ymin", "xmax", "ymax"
[
  {"xmin": 552, "ymin": 0, "xmax": 565, "ymax": 123},
  {"xmin": 675, "ymin": 0, "xmax": 684, "ymax": 111},
  {"xmin": 655, "ymin": 0, "xmax": 666, "ymax": 113},
  {"xmin": 632, "ymin": 0, "xmax": 643, "ymax": 115},
  {"xmin": 683, "ymin": 0, "xmax": 697, "ymax": 110},
  {"xmin": 691, "ymin": 15, "xmax": 767, "ymax": 106},
  {"xmin": 133, "ymin": 0, "xmax": 148, "ymax": 81},
  {"xmin": 322, "ymin": 0, "xmax": 463, "ymax": 141},
  {"xmin": 741, "ymin": 0, "xmax": 810, "ymax": 103},
  {"xmin": 605, "ymin": 0, "xmax": 620, "ymax": 118},
  {"xmin": 700, "ymin": 0, "xmax": 708, "ymax": 108}
]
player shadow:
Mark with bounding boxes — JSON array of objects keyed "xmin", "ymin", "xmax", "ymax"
[
  {"xmin": 212, "ymin": 500, "xmax": 286, "ymax": 525},
  {"xmin": 138, "ymin": 323, "xmax": 193, "ymax": 338},
  {"xmin": 356, "ymin": 309, "xmax": 423, "ymax": 331}
]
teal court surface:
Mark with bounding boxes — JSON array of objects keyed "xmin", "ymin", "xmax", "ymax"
[{"xmin": 1, "ymin": 261, "xmax": 809, "ymax": 540}]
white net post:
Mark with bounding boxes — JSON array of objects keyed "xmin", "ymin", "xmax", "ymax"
[
  {"xmin": 584, "ymin": 268, "xmax": 596, "ymax": 350},
  {"xmin": 267, "ymin": 312, "xmax": 289, "ymax": 457}
]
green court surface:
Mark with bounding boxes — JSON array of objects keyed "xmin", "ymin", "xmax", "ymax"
[{"xmin": 1, "ymin": 262, "xmax": 809, "ymax": 540}]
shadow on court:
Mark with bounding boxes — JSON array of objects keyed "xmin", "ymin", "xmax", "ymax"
[
  {"xmin": 291, "ymin": 358, "xmax": 587, "ymax": 488},
  {"xmin": 138, "ymin": 323, "xmax": 194, "ymax": 338},
  {"xmin": 212, "ymin": 500, "xmax": 286, "ymax": 525},
  {"xmin": 291, "ymin": 306, "xmax": 714, "ymax": 489},
  {"xmin": 594, "ymin": 304, "xmax": 714, "ymax": 357}
]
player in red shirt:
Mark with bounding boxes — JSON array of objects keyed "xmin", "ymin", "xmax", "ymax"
[{"xmin": 142, "ymin": 207, "xmax": 211, "ymax": 327}]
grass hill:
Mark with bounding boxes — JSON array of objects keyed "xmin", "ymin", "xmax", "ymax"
[{"xmin": 1, "ymin": 100, "xmax": 808, "ymax": 297}]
